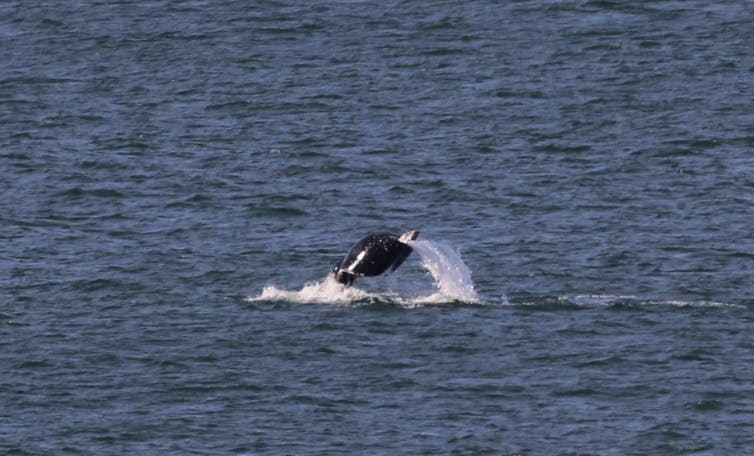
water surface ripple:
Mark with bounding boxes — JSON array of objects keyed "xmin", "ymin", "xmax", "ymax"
[{"xmin": 2, "ymin": 1, "xmax": 753, "ymax": 454}]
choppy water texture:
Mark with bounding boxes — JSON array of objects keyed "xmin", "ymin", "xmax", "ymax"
[{"xmin": 2, "ymin": 1, "xmax": 754, "ymax": 454}]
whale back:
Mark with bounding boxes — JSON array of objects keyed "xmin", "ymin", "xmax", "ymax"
[{"xmin": 338, "ymin": 233, "xmax": 413, "ymax": 278}]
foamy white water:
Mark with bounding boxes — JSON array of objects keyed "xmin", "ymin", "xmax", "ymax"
[
  {"xmin": 248, "ymin": 238, "xmax": 480, "ymax": 305},
  {"xmin": 248, "ymin": 275, "xmax": 376, "ymax": 305}
]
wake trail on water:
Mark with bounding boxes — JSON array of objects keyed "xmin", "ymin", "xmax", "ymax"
[{"xmin": 247, "ymin": 238, "xmax": 479, "ymax": 306}]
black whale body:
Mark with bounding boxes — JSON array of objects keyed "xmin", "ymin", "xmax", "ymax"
[{"xmin": 332, "ymin": 230, "xmax": 419, "ymax": 285}]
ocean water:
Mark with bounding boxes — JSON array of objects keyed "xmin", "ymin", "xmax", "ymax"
[{"xmin": 2, "ymin": 0, "xmax": 753, "ymax": 454}]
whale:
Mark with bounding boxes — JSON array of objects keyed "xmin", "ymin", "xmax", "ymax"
[{"xmin": 332, "ymin": 230, "xmax": 419, "ymax": 285}]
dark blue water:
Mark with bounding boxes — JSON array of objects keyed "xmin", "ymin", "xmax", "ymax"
[{"xmin": 2, "ymin": 1, "xmax": 753, "ymax": 454}]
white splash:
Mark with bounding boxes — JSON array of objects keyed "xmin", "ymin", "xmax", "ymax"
[
  {"xmin": 247, "ymin": 237, "xmax": 480, "ymax": 306},
  {"xmin": 247, "ymin": 275, "xmax": 376, "ymax": 305},
  {"xmin": 407, "ymin": 239, "xmax": 479, "ymax": 303}
]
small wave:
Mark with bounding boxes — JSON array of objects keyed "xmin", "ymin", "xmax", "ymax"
[
  {"xmin": 642, "ymin": 299, "xmax": 744, "ymax": 309},
  {"xmin": 497, "ymin": 294, "xmax": 746, "ymax": 309},
  {"xmin": 569, "ymin": 295, "xmax": 744, "ymax": 308}
]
